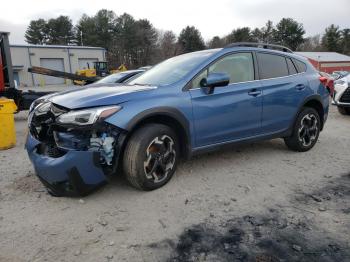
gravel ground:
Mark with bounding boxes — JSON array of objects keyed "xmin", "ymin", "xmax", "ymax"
[{"xmin": 0, "ymin": 105, "xmax": 349, "ymax": 262}]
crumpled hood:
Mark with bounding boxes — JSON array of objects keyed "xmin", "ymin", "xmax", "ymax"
[{"xmin": 48, "ymin": 84, "xmax": 156, "ymax": 109}]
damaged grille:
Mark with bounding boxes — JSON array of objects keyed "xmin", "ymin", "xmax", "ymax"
[
  {"xmin": 36, "ymin": 143, "xmax": 66, "ymax": 158},
  {"xmin": 340, "ymin": 87, "xmax": 350, "ymax": 103},
  {"xmin": 29, "ymin": 102, "xmax": 121, "ymax": 167},
  {"xmin": 29, "ymin": 103, "xmax": 69, "ymax": 158},
  {"xmin": 29, "ymin": 103, "xmax": 67, "ymax": 142}
]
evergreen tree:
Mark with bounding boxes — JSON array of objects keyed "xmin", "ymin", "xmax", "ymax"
[
  {"xmin": 341, "ymin": 28, "xmax": 350, "ymax": 55},
  {"xmin": 46, "ymin": 16, "xmax": 75, "ymax": 45},
  {"xmin": 321, "ymin": 24, "xmax": 342, "ymax": 52},
  {"xmin": 25, "ymin": 19, "xmax": 48, "ymax": 44},
  {"xmin": 226, "ymin": 27, "xmax": 252, "ymax": 43},
  {"xmin": 178, "ymin": 26, "xmax": 205, "ymax": 53},
  {"xmin": 274, "ymin": 18, "xmax": 305, "ymax": 50}
]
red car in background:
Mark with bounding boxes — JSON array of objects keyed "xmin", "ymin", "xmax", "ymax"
[{"xmin": 319, "ymin": 72, "xmax": 335, "ymax": 96}]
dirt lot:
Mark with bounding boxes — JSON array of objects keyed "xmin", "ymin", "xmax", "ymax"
[{"xmin": 0, "ymin": 105, "xmax": 349, "ymax": 262}]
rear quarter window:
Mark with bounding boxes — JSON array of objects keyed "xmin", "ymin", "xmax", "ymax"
[
  {"xmin": 257, "ymin": 53, "xmax": 289, "ymax": 79},
  {"xmin": 286, "ymin": 58, "xmax": 298, "ymax": 75},
  {"xmin": 292, "ymin": 58, "xmax": 307, "ymax": 73}
]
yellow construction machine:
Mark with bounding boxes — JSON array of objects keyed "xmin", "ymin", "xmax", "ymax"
[{"xmin": 74, "ymin": 62, "xmax": 127, "ymax": 85}]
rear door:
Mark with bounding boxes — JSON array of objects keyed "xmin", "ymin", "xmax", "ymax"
[
  {"xmin": 257, "ymin": 52, "xmax": 310, "ymax": 134},
  {"xmin": 190, "ymin": 52, "xmax": 263, "ymax": 147}
]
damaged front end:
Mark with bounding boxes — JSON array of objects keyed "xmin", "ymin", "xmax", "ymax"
[{"xmin": 25, "ymin": 102, "xmax": 126, "ymax": 196}]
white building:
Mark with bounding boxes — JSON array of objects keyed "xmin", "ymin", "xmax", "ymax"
[{"xmin": 10, "ymin": 44, "xmax": 106, "ymax": 87}]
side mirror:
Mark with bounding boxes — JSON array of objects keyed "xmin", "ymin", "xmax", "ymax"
[{"xmin": 200, "ymin": 73, "xmax": 230, "ymax": 94}]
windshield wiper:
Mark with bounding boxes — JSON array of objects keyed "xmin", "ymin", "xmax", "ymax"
[{"xmin": 133, "ymin": 83, "xmax": 153, "ymax": 86}]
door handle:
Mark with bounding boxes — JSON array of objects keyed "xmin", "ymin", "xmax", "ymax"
[
  {"xmin": 248, "ymin": 89, "xmax": 262, "ymax": 97},
  {"xmin": 295, "ymin": 84, "xmax": 306, "ymax": 90}
]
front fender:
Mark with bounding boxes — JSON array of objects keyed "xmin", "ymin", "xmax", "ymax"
[
  {"xmin": 123, "ymin": 106, "xmax": 190, "ymax": 133},
  {"xmin": 104, "ymin": 92, "xmax": 195, "ymax": 150}
]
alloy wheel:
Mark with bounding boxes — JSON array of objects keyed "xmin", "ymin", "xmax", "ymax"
[
  {"xmin": 143, "ymin": 135, "xmax": 176, "ymax": 183},
  {"xmin": 298, "ymin": 113, "xmax": 318, "ymax": 147}
]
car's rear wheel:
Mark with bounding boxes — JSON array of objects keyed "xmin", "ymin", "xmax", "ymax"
[
  {"xmin": 337, "ymin": 106, "xmax": 350, "ymax": 115},
  {"xmin": 284, "ymin": 107, "xmax": 321, "ymax": 152},
  {"xmin": 123, "ymin": 124, "xmax": 179, "ymax": 190}
]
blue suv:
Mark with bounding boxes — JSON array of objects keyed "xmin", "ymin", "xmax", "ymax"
[{"xmin": 26, "ymin": 43, "xmax": 329, "ymax": 196}]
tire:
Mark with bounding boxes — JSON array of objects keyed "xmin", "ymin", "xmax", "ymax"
[
  {"xmin": 337, "ymin": 106, "xmax": 350, "ymax": 115},
  {"xmin": 123, "ymin": 124, "xmax": 179, "ymax": 191},
  {"xmin": 284, "ymin": 107, "xmax": 321, "ymax": 152}
]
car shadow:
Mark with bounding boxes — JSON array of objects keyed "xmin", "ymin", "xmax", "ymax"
[{"xmin": 93, "ymin": 138, "xmax": 290, "ymax": 197}]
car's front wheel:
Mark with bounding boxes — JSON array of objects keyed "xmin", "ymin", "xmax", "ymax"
[
  {"xmin": 123, "ymin": 124, "xmax": 179, "ymax": 190},
  {"xmin": 337, "ymin": 106, "xmax": 350, "ymax": 115},
  {"xmin": 284, "ymin": 107, "xmax": 321, "ymax": 152}
]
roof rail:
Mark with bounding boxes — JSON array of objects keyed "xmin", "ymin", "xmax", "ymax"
[{"xmin": 225, "ymin": 42, "xmax": 293, "ymax": 53}]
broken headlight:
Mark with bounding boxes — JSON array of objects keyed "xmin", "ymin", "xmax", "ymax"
[
  {"xmin": 56, "ymin": 106, "xmax": 121, "ymax": 126},
  {"xmin": 29, "ymin": 93, "xmax": 57, "ymax": 112},
  {"xmin": 36, "ymin": 102, "xmax": 51, "ymax": 114}
]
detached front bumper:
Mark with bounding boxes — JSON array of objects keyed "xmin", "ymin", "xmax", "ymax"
[{"xmin": 25, "ymin": 133, "xmax": 108, "ymax": 196}]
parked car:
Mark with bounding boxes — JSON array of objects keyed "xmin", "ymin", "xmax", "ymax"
[
  {"xmin": 26, "ymin": 43, "xmax": 329, "ymax": 196},
  {"xmin": 138, "ymin": 66, "xmax": 152, "ymax": 70},
  {"xmin": 319, "ymin": 72, "xmax": 334, "ymax": 96},
  {"xmin": 333, "ymin": 74, "xmax": 350, "ymax": 115},
  {"xmin": 332, "ymin": 71, "xmax": 349, "ymax": 80},
  {"xmin": 89, "ymin": 69, "xmax": 145, "ymax": 86},
  {"xmin": 28, "ymin": 70, "xmax": 146, "ymax": 111}
]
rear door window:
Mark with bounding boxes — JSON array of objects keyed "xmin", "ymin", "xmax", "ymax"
[{"xmin": 257, "ymin": 53, "xmax": 289, "ymax": 79}]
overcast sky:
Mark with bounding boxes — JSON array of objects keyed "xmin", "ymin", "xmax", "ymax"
[{"xmin": 0, "ymin": 0, "xmax": 349, "ymax": 44}]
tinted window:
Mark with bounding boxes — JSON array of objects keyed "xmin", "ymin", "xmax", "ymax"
[
  {"xmin": 209, "ymin": 53, "xmax": 254, "ymax": 84},
  {"xmin": 286, "ymin": 58, "xmax": 298, "ymax": 75},
  {"xmin": 292, "ymin": 58, "xmax": 307, "ymax": 73},
  {"xmin": 257, "ymin": 53, "xmax": 289, "ymax": 79}
]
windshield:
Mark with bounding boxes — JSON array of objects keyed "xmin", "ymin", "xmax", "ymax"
[
  {"xmin": 128, "ymin": 50, "xmax": 217, "ymax": 86},
  {"xmin": 96, "ymin": 72, "xmax": 129, "ymax": 84}
]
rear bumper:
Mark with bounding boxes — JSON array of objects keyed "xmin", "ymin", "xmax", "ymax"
[{"xmin": 25, "ymin": 133, "xmax": 108, "ymax": 196}]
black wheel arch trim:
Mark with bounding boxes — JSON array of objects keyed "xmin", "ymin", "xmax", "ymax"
[
  {"xmin": 124, "ymin": 107, "xmax": 192, "ymax": 158},
  {"xmin": 291, "ymin": 94, "xmax": 326, "ymax": 131}
]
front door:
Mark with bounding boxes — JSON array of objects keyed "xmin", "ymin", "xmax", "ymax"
[{"xmin": 189, "ymin": 52, "xmax": 263, "ymax": 147}]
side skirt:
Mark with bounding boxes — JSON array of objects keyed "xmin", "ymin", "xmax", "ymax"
[{"xmin": 190, "ymin": 129, "xmax": 292, "ymax": 157}]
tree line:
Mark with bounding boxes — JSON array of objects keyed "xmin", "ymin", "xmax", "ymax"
[{"xmin": 25, "ymin": 10, "xmax": 350, "ymax": 69}]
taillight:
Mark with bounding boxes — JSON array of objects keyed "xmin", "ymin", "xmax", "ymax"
[{"xmin": 319, "ymin": 76, "xmax": 328, "ymax": 85}]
